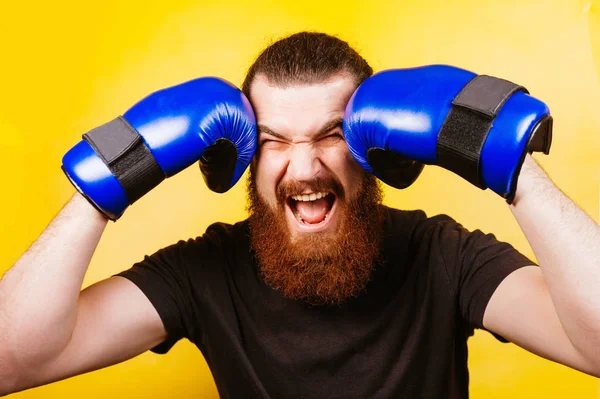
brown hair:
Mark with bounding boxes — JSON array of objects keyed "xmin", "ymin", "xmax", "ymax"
[{"xmin": 241, "ymin": 32, "xmax": 373, "ymax": 98}]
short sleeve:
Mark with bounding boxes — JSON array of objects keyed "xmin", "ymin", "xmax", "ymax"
[
  {"xmin": 115, "ymin": 238, "xmax": 205, "ymax": 354},
  {"xmin": 433, "ymin": 217, "xmax": 536, "ymax": 332}
]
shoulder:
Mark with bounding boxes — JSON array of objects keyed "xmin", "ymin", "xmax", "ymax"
[
  {"xmin": 381, "ymin": 206, "xmax": 495, "ymax": 267},
  {"xmin": 202, "ymin": 219, "xmax": 250, "ymax": 246},
  {"xmin": 382, "ymin": 205, "xmax": 463, "ymax": 243},
  {"xmin": 151, "ymin": 220, "xmax": 250, "ymax": 264}
]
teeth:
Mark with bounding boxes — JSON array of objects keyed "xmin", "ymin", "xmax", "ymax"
[
  {"xmin": 293, "ymin": 208, "xmax": 304, "ymax": 223},
  {"xmin": 291, "ymin": 192, "xmax": 328, "ymax": 202}
]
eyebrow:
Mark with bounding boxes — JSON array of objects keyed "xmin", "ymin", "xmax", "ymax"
[{"xmin": 258, "ymin": 117, "xmax": 343, "ymax": 142}]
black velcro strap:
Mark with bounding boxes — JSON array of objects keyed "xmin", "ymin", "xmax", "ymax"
[
  {"xmin": 452, "ymin": 75, "xmax": 529, "ymax": 117},
  {"xmin": 437, "ymin": 75, "xmax": 527, "ymax": 188},
  {"xmin": 83, "ymin": 116, "xmax": 165, "ymax": 204}
]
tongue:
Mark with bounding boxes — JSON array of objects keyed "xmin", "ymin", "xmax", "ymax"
[{"xmin": 295, "ymin": 198, "xmax": 329, "ymax": 224}]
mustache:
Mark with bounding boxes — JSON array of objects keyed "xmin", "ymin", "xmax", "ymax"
[
  {"xmin": 248, "ymin": 171, "xmax": 384, "ymax": 306},
  {"xmin": 276, "ymin": 177, "xmax": 345, "ymax": 204}
]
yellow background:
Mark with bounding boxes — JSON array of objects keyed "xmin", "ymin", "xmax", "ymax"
[{"xmin": 1, "ymin": 0, "xmax": 599, "ymax": 397}]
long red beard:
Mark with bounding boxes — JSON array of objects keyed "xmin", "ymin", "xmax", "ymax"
[{"xmin": 247, "ymin": 170, "xmax": 384, "ymax": 306}]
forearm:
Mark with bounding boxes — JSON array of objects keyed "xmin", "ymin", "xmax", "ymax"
[
  {"xmin": 0, "ymin": 193, "xmax": 108, "ymax": 371},
  {"xmin": 510, "ymin": 155, "xmax": 600, "ymax": 362}
]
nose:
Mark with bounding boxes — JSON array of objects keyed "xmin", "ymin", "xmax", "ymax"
[{"xmin": 287, "ymin": 142, "xmax": 322, "ymax": 182}]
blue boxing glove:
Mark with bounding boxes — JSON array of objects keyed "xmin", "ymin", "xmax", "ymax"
[
  {"xmin": 343, "ymin": 65, "xmax": 552, "ymax": 202},
  {"xmin": 62, "ymin": 77, "xmax": 256, "ymax": 220}
]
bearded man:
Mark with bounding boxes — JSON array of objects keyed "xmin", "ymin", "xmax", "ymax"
[{"xmin": 1, "ymin": 32, "xmax": 599, "ymax": 399}]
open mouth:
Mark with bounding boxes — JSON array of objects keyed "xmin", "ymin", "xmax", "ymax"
[{"xmin": 285, "ymin": 191, "xmax": 337, "ymax": 231}]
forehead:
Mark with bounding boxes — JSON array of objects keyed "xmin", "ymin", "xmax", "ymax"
[{"xmin": 249, "ymin": 75, "xmax": 357, "ymax": 138}]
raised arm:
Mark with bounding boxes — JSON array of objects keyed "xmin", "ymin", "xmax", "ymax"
[
  {"xmin": 0, "ymin": 193, "xmax": 168, "ymax": 395},
  {"xmin": 0, "ymin": 77, "xmax": 256, "ymax": 395},
  {"xmin": 483, "ymin": 155, "xmax": 600, "ymax": 375},
  {"xmin": 342, "ymin": 64, "xmax": 600, "ymax": 375}
]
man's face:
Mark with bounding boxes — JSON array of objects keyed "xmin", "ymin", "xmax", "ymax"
[
  {"xmin": 246, "ymin": 73, "xmax": 384, "ymax": 306},
  {"xmin": 250, "ymin": 74, "xmax": 366, "ymax": 237}
]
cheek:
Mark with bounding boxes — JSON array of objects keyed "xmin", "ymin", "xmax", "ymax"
[
  {"xmin": 323, "ymin": 144, "xmax": 364, "ymax": 177},
  {"xmin": 345, "ymin": 150, "xmax": 365, "ymax": 176},
  {"xmin": 324, "ymin": 145, "xmax": 367, "ymax": 199},
  {"xmin": 254, "ymin": 150, "xmax": 287, "ymax": 202}
]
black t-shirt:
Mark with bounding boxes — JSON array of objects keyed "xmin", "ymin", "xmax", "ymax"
[{"xmin": 116, "ymin": 206, "xmax": 534, "ymax": 399}]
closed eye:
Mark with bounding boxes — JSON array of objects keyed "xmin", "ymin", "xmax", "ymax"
[
  {"xmin": 260, "ymin": 138, "xmax": 289, "ymax": 149},
  {"xmin": 319, "ymin": 133, "xmax": 345, "ymax": 144}
]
